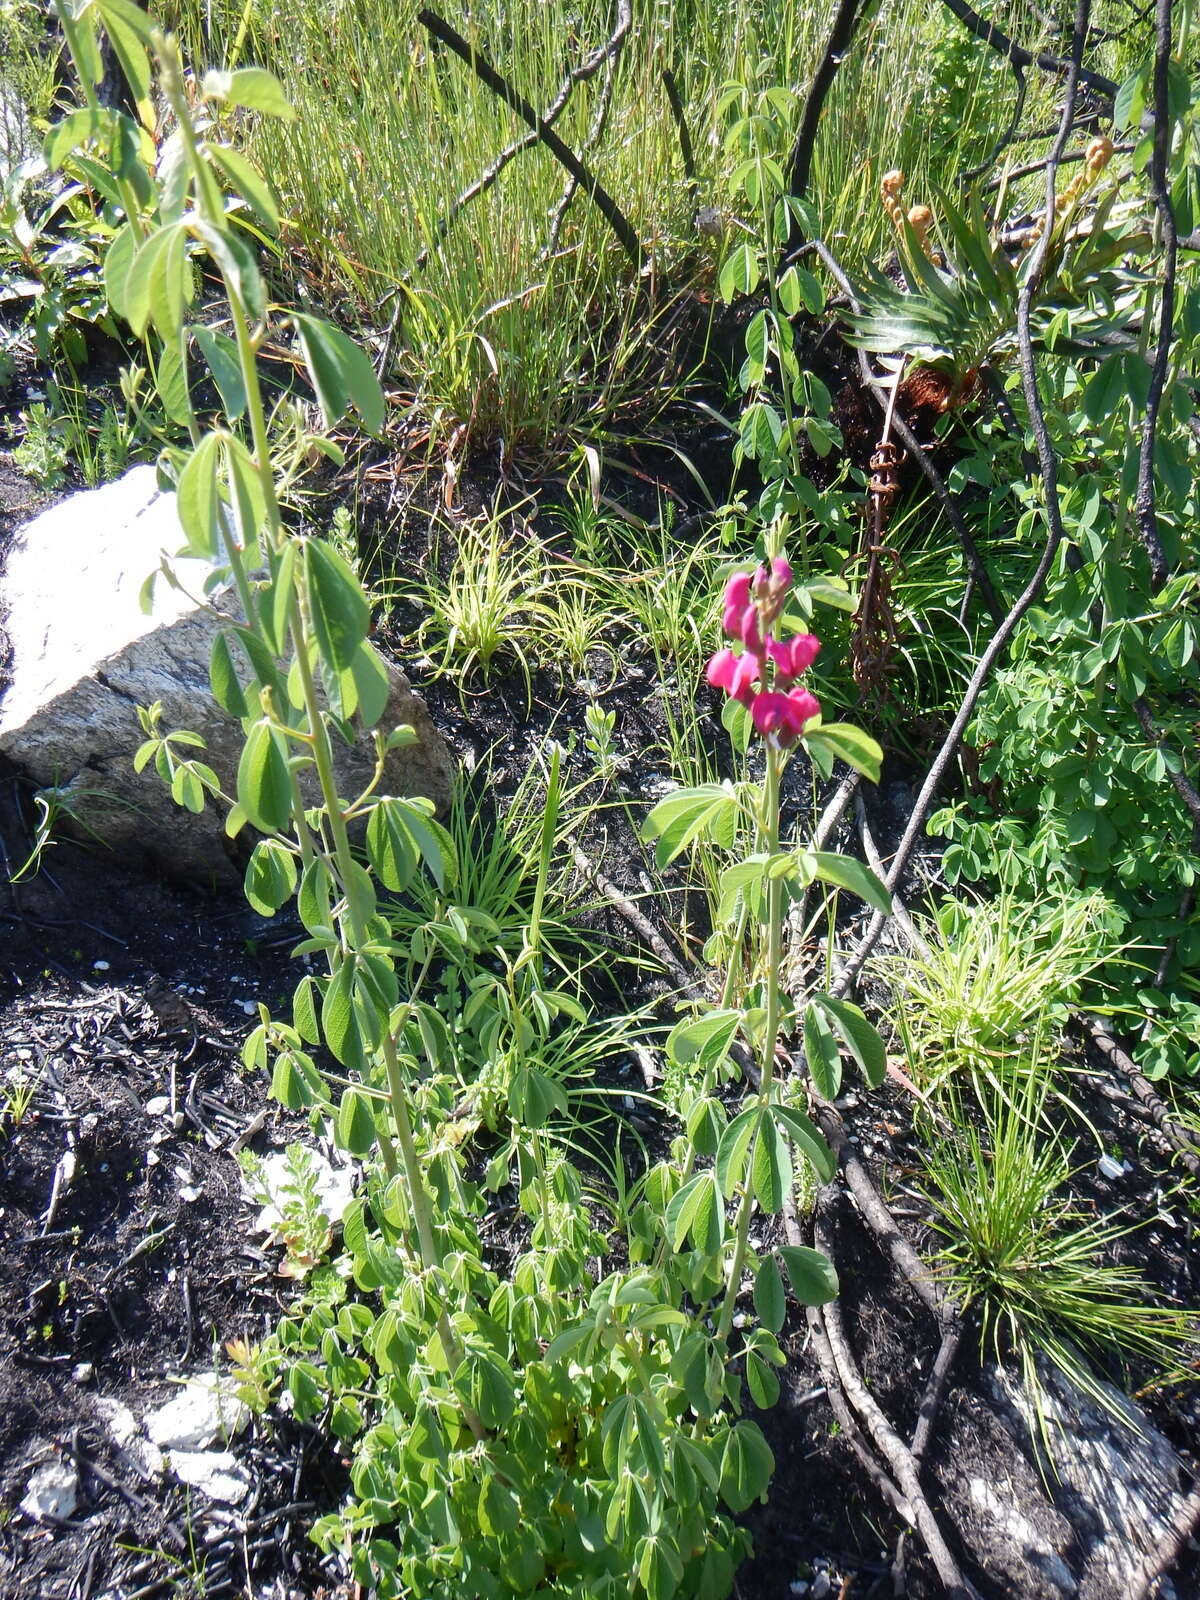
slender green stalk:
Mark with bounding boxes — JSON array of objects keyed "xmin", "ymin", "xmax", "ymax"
[{"xmin": 715, "ymin": 744, "xmax": 783, "ymax": 1345}]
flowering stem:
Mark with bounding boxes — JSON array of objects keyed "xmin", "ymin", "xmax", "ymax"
[{"xmin": 715, "ymin": 742, "xmax": 784, "ymax": 1345}]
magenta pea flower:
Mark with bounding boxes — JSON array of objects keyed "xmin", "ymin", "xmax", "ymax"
[
  {"xmin": 707, "ymin": 557, "xmax": 821, "ymax": 745},
  {"xmin": 706, "ymin": 646, "xmax": 761, "ymax": 706},
  {"xmin": 750, "ymin": 686, "xmax": 821, "ymax": 745},
  {"xmin": 767, "ymin": 632, "xmax": 821, "ymax": 683}
]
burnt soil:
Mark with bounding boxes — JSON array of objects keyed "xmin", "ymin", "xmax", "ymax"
[{"xmin": 2, "ymin": 354, "xmax": 1199, "ymax": 1600}]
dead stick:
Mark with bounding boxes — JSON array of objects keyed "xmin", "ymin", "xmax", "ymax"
[
  {"xmin": 812, "ymin": 1102, "xmax": 948, "ymax": 1322},
  {"xmin": 785, "ymin": 1198, "xmax": 914, "ymax": 1522},
  {"xmin": 1076, "ymin": 1015, "xmax": 1200, "ymax": 1177},
  {"xmin": 416, "ymin": 8, "xmax": 643, "ymax": 270},
  {"xmin": 570, "ymin": 838, "xmax": 696, "ymax": 989},
  {"xmin": 910, "ymin": 1319, "xmax": 965, "ymax": 1465},
  {"xmin": 937, "ymin": 0, "xmax": 1116, "ymax": 98},
  {"xmin": 815, "ymin": 1218, "xmax": 982, "ymax": 1600}
]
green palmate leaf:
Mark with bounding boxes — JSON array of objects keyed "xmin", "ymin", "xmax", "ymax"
[
  {"xmin": 207, "ymin": 142, "xmax": 279, "ymax": 231},
  {"xmin": 718, "ymin": 240, "xmax": 761, "ymax": 301},
  {"xmin": 769, "ymin": 1103, "xmax": 835, "ymax": 1183},
  {"xmin": 244, "ymin": 838, "xmax": 297, "ymax": 916},
  {"xmin": 642, "ymin": 782, "xmax": 738, "ymax": 868},
  {"xmin": 804, "ymin": 721, "xmax": 883, "ymax": 782},
  {"xmin": 292, "ymin": 311, "xmax": 385, "ymax": 434},
  {"xmin": 335, "ymin": 1083, "xmax": 377, "ymax": 1156},
  {"xmin": 810, "ymin": 849, "xmax": 892, "ymax": 915},
  {"xmin": 292, "ymin": 974, "xmax": 321, "ymax": 1044},
  {"xmin": 745, "ymin": 1349, "xmax": 780, "ymax": 1409},
  {"xmin": 223, "ymin": 435, "xmax": 266, "ymax": 558},
  {"xmin": 717, "ymin": 854, "xmax": 772, "ymax": 921},
  {"xmin": 456, "ymin": 1350, "xmax": 518, "ymax": 1430},
  {"xmin": 102, "ymin": 218, "xmax": 138, "ymax": 321},
  {"xmin": 751, "ymin": 1111, "xmax": 791, "ymax": 1213},
  {"xmin": 478, "ymin": 1474, "xmax": 520, "ymax": 1540},
  {"xmin": 365, "ymin": 797, "xmax": 417, "ymax": 892},
  {"xmin": 777, "ymin": 1244, "xmax": 839, "ymax": 1306},
  {"xmin": 637, "ymin": 1532, "xmax": 684, "ymax": 1600},
  {"xmin": 176, "ymin": 432, "xmax": 222, "ymax": 560},
  {"xmin": 192, "ymin": 324, "xmax": 246, "ymax": 420},
  {"xmin": 716, "ymin": 1106, "xmax": 758, "ymax": 1197},
  {"xmin": 803, "ymin": 1001, "xmax": 842, "ymax": 1098},
  {"xmin": 304, "ymin": 538, "xmax": 370, "ymax": 673},
  {"xmin": 43, "ymin": 105, "xmax": 106, "ymax": 169},
  {"xmin": 813, "ymin": 993, "xmax": 886, "ymax": 1089},
  {"xmin": 753, "ymin": 1253, "xmax": 786, "ymax": 1334},
  {"xmin": 349, "ymin": 639, "xmax": 390, "ymax": 728},
  {"xmin": 719, "ymin": 1421, "xmax": 774, "ymax": 1512},
  {"xmin": 686, "ymin": 1095, "xmax": 727, "ymax": 1158},
  {"xmin": 155, "ymin": 336, "xmax": 191, "ymax": 428},
  {"xmin": 508, "ymin": 1065, "xmax": 568, "ymax": 1128},
  {"xmin": 262, "ymin": 541, "xmax": 297, "ymax": 657},
  {"xmin": 170, "ymin": 765, "xmax": 205, "ymax": 813},
  {"xmin": 236, "ymin": 719, "xmax": 293, "ymax": 832},
  {"xmin": 194, "ymin": 218, "xmax": 265, "ymax": 321},
  {"xmin": 270, "ymin": 1048, "xmax": 318, "ymax": 1110},
  {"xmin": 209, "ymin": 631, "xmax": 248, "ymax": 719},
  {"xmin": 202, "ymin": 66, "xmax": 297, "ymax": 122},
  {"xmin": 323, "ymin": 959, "xmax": 366, "ymax": 1071},
  {"xmin": 667, "ymin": 1008, "xmax": 743, "ymax": 1072},
  {"xmin": 298, "ymin": 857, "xmax": 335, "ymax": 938},
  {"xmin": 123, "ymin": 223, "xmax": 181, "ymax": 337},
  {"xmin": 665, "ymin": 1172, "xmax": 725, "ymax": 1256}
]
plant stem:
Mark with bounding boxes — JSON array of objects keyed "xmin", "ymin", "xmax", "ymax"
[{"xmin": 715, "ymin": 744, "xmax": 784, "ymax": 1344}]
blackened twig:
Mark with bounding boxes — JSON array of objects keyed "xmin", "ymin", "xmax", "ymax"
[
  {"xmin": 910, "ymin": 1319, "xmax": 965, "ymax": 1464},
  {"xmin": 980, "ymin": 140, "xmax": 1134, "ymax": 193},
  {"xmin": 544, "ymin": 6, "xmax": 629, "ymax": 259},
  {"xmin": 660, "ymin": 65, "xmax": 698, "ymax": 205},
  {"xmin": 1134, "ymin": 0, "xmax": 1178, "ymax": 590},
  {"xmin": 1133, "ymin": 697, "xmax": 1200, "ymax": 828},
  {"xmin": 1077, "ymin": 1015, "xmax": 1200, "ymax": 1177},
  {"xmin": 784, "ymin": 0, "xmax": 871, "ymax": 250},
  {"xmin": 959, "ymin": 62, "xmax": 1028, "ymax": 187},
  {"xmin": 938, "ymin": 0, "xmax": 1117, "ymax": 99},
  {"xmin": 415, "ymin": 8, "xmax": 643, "ymax": 270}
]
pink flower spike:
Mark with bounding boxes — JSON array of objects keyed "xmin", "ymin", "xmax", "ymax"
[
  {"xmin": 771, "ymin": 556, "xmax": 793, "ymax": 591},
  {"xmin": 767, "ymin": 632, "xmax": 821, "ymax": 683},
  {"xmin": 737, "ymin": 604, "xmax": 764, "ymax": 653},
  {"xmin": 721, "ymin": 572, "xmax": 752, "ymax": 636}
]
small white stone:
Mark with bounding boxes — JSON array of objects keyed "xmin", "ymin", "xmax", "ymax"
[
  {"xmin": 21, "ymin": 1459, "xmax": 77, "ymax": 1522},
  {"xmin": 239, "ymin": 1000, "xmax": 257, "ymax": 1015},
  {"xmin": 144, "ymin": 1096, "xmax": 171, "ymax": 1116},
  {"xmin": 179, "ymin": 1185, "xmax": 202, "ymax": 1203},
  {"xmin": 92, "ymin": 960, "xmax": 110, "ymax": 972},
  {"xmin": 72, "ymin": 1362, "xmax": 94, "ymax": 1384},
  {"xmin": 1098, "ymin": 1153, "xmax": 1125, "ymax": 1181},
  {"xmin": 166, "ymin": 1449, "xmax": 252, "ymax": 1505},
  {"xmin": 789, "ymin": 1584, "xmax": 810, "ymax": 1597},
  {"xmin": 811, "ymin": 1576, "xmax": 832, "ymax": 1600},
  {"xmin": 145, "ymin": 1374, "xmax": 249, "ymax": 1452}
]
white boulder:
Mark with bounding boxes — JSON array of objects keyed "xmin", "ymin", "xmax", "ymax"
[{"xmin": 0, "ymin": 466, "xmax": 453, "ymax": 883}]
